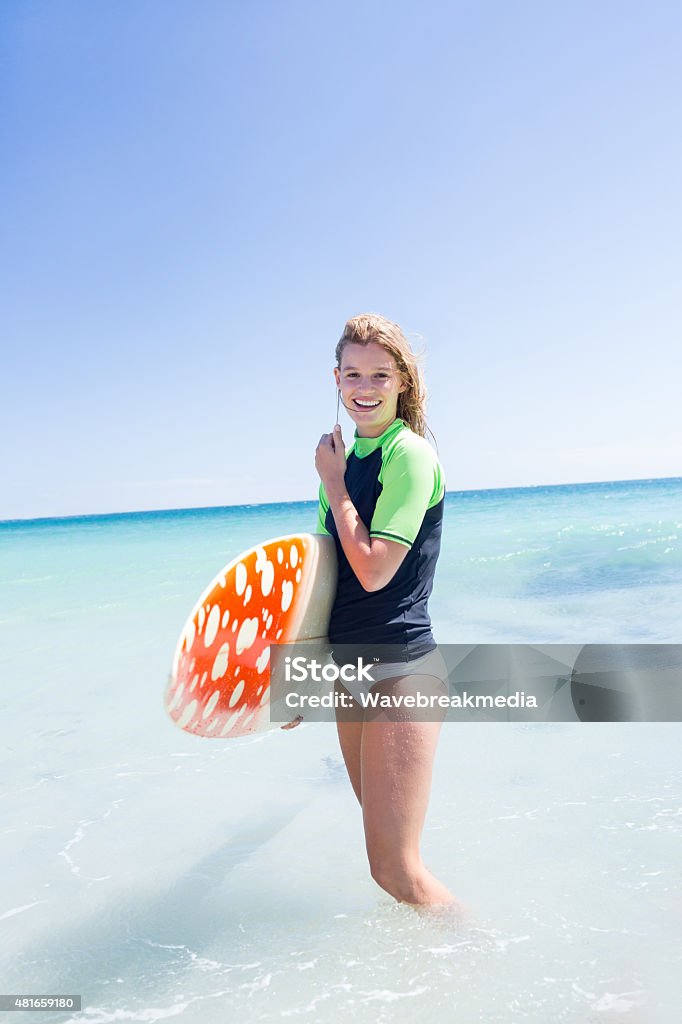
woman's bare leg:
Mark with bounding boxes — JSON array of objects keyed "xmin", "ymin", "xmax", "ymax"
[
  {"xmin": 334, "ymin": 681, "xmax": 363, "ymax": 804},
  {"xmin": 360, "ymin": 675, "xmax": 455, "ymax": 906}
]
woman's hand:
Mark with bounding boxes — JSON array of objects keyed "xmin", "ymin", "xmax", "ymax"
[
  {"xmin": 280, "ymin": 715, "xmax": 303, "ymax": 730},
  {"xmin": 315, "ymin": 424, "xmax": 347, "ymax": 493}
]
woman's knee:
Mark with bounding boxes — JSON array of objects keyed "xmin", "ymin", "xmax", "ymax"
[{"xmin": 368, "ymin": 852, "xmax": 424, "ymax": 903}]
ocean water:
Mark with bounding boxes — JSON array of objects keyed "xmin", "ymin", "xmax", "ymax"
[{"xmin": 1, "ymin": 477, "xmax": 681, "ymax": 1023}]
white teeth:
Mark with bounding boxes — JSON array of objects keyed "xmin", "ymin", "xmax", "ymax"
[{"xmin": 354, "ymin": 399, "xmax": 380, "ymax": 407}]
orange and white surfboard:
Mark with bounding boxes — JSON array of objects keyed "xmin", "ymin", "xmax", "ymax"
[{"xmin": 165, "ymin": 534, "xmax": 337, "ymax": 738}]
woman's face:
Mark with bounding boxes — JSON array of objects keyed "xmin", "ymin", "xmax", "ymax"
[{"xmin": 334, "ymin": 342, "xmax": 406, "ymax": 437}]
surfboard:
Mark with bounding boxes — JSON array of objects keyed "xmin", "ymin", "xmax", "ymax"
[{"xmin": 165, "ymin": 534, "xmax": 337, "ymax": 738}]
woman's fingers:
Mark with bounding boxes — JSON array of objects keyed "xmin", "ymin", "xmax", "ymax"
[
  {"xmin": 316, "ymin": 429, "xmax": 346, "ymax": 482},
  {"xmin": 280, "ymin": 715, "xmax": 303, "ymax": 730},
  {"xmin": 317, "ymin": 429, "xmax": 344, "ymax": 452},
  {"xmin": 316, "ymin": 432, "xmax": 337, "ymax": 457}
]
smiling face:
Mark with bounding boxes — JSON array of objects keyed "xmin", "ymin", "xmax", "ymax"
[{"xmin": 334, "ymin": 341, "xmax": 406, "ymax": 438}]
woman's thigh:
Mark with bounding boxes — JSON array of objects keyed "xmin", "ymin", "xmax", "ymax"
[
  {"xmin": 334, "ymin": 681, "xmax": 364, "ymax": 803},
  {"xmin": 361, "ymin": 675, "xmax": 447, "ymax": 864}
]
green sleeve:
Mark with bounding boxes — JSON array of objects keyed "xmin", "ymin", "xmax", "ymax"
[
  {"xmin": 370, "ymin": 438, "xmax": 445, "ymax": 549},
  {"xmin": 316, "ymin": 482, "xmax": 331, "ymax": 535}
]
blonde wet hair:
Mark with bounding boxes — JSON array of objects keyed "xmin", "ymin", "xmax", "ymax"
[{"xmin": 336, "ymin": 313, "xmax": 432, "ymax": 439}]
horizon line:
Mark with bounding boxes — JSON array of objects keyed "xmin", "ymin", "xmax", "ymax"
[{"xmin": 2, "ymin": 474, "xmax": 680, "ymax": 528}]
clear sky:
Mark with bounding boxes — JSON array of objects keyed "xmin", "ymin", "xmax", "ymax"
[{"xmin": 2, "ymin": 0, "xmax": 681, "ymax": 520}]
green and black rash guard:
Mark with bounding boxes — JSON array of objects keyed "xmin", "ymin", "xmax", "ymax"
[{"xmin": 317, "ymin": 417, "xmax": 445, "ymax": 661}]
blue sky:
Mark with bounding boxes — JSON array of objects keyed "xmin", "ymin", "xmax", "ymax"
[{"xmin": 2, "ymin": 0, "xmax": 681, "ymax": 519}]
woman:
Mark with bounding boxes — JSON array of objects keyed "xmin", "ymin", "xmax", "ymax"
[{"xmin": 315, "ymin": 313, "xmax": 456, "ymax": 909}]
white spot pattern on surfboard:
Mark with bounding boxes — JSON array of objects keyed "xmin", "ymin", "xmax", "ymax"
[
  {"xmin": 211, "ymin": 642, "xmax": 230, "ymax": 681},
  {"xmin": 184, "ymin": 620, "xmax": 195, "ymax": 654},
  {"xmin": 203, "ymin": 690, "xmax": 220, "ymax": 719},
  {"xmin": 204, "ymin": 605, "xmax": 221, "ymax": 647},
  {"xmin": 229, "ymin": 680, "xmax": 245, "ymax": 707},
  {"xmin": 220, "ymin": 704, "xmax": 245, "ymax": 736},
  {"xmin": 167, "ymin": 534, "xmax": 336, "ymax": 739},
  {"xmin": 260, "ymin": 560, "xmax": 274, "ymax": 596},
  {"xmin": 235, "ymin": 562, "xmax": 247, "ymax": 595},
  {"xmin": 281, "ymin": 579, "xmax": 293, "ymax": 612},
  {"xmin": 178, "ymin": 700, "xmax": 198, "ymax": 729},
  {"xmin": 236, "ymin": 617, "xmax": 258, "ymax": 654}
]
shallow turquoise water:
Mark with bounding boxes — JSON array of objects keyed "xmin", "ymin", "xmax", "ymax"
[{"xmin": 1, "ymin": 479, "xmax": 681, "ymax": 1022}]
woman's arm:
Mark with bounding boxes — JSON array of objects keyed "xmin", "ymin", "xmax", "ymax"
[
  {"xmin": 324, "ymin": 485, "xmax": 409, "ymax": 591},
  {"xmin": 316, "ymin": 425, "xmax": 409, "ymax": 592}
]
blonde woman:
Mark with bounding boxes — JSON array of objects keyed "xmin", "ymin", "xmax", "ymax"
[{"xmin": 315, "ymin": 314, "xmax": 456, "ymax": 908}]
